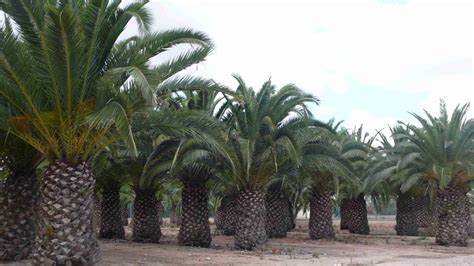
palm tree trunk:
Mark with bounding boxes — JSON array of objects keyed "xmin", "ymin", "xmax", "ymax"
[
  {"xmin": 31, "ymin": 160, "xmax": 100, "ymax": 265},
  {"xmin": 435, "ymin": 186, "xmax": 470, "ymax": 246},
  {"xmin": 0, "ymin": 173, "xmax": 36, "ymax": 261},
  {"xmin": 132, "ymin": 189, "xmax": 161, "ymax": 243},
  {"xmin": 235, "ymin": 189, "xmax": 267, "ymax": 250},
  {"xmin": 347, "ymin": 194, "xmax": 370, "ymax": 235},
  {"xmin": 99, "ymin": 186, "xmax": 125, "ymax": 239},
  {"xmin": 414, "ymin": 195, "xmax": 433, "ymax": 227},
  {"xmin": 395, "ymin": 192, "xmax": 418, "ymax": 236},
  {"xmin": 340, "ymin": 198, "xmax": 350, "ymax": 230},
  {"xmin": 178, "ymin": 183, "xmax": 211, "ymax": 247},
  {"xmin": 309, "ymin": 191, "xmax": 335, "ymax": 239},
  {"xmin": 122, "ymin": 204, "xmax": 129, "ymax": 226},
  {"xmin": 265, "ymin": 189, "xmax": 288, "ymax": 238},
  {"xmin": 215, "ymin": 193, "xmax": 238, "ymax": 235}
]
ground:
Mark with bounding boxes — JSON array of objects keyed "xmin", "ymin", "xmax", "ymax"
[{"xmin": 3, "ymin": 217, "xmax": 474, "ymax": 265}]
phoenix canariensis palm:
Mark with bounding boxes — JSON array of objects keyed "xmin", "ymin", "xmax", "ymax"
[
  {"xmin": 369, "ymin": 125, "xmax": 427, "ymax": 236},
  {"xmin": 0, "ymin": 1, "xmax": 153, "ymax": 263},
  {"xmin": 141, "ymin": 89, "xmax": 234, "ymax": 247},
  {"xmin": 398, "ymin": 101, "xmax": 473, "ymax": 246},
  {"xmin": 0, "ymin": 131, "xmax": 41, "ymax": 260},
  {"xmin": 297, "ymin": 119, "xmax": 355, "ymax": 239},
  {"xmin": 172, "ymin": 90, "xmax": 234, "ymax": 247},
  {"xmin": 92, "ymin": 149, "xmax": 132, "ymax": 240},
  {"xmin": 221, "ymin": 75, "xmax": 319, "ymax": 250},
  {"xmin": 337, "ymin": 126, "xmax": 387, "ymax": 235}
]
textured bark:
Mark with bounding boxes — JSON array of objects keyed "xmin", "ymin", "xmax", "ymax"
[
  {"xmin": 435, "ymin": 186, "xmax": 470, "ymax": 246},
  {"xmin": 122, "ymin": 205, "xmax": 129, "ymax": 226},
  {"xmin": 467, "ymin": 201, "xmax": 473, "ymax": 237},
  {"xmin": 0, "ymin": 173, "xmax": 36, "ymax": 261},
  {"xmin": 215, "ymin": 194, "xmax": 238, "ymax": 235},
  {"xmin": 395, "ymin": 193, "xmax": 418, "ymax": 236},
  {"xmin": 347, "ymin": 194, "xmax": 370, "ymax": 235},
  {"xmin": 265, "ymin": 189, "xmax": 288, "ymax": 238},
  {"xmin": 170, "ymin": 204, "xmax": 182, "ymax": 225},
  {"xmin": 132, "ymin": 189, "xmax": 161, "ymax": 243},
  {"xmin": 178, "ymin": 183, "xmax": 211, "ymax": 247},
  {"xmin": 309, "ymin": 191, "xmax": 335, "ymax": 239},
  {"xmin": 235, "ymin": 189, "xmax": 267, "ymax": 250},
  {"xmin": 99, "ymin": 187, "xmax": 125, "ymax": 239},
  {"xmin": 413, "ymin": 195, "xmax": 434, "ymax": 228},
  {"xmin": 340, "ymin": 198, "xmax": 350, "ymax": 230},
  {"xmin": 31, "ymin": 160, "xmax": 100, "ymax": 265}
]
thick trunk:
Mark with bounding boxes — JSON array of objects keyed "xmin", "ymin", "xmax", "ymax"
[
  {"xmin": 99, "ymin": 187, "xmax": 125, "ymax": 239},
  {"xmin": 347, "ymin": 194, "xmax": 370, "ymax": 235},
  {"xmin": 340, "ymin": 198, "xmax": 350, "ymax": 230},
  {"xmin": 215, "ymin": 193, "xmax": 238, "ymax": 235},
  {"xmin": 31, "ymin": 160, "xmax": 100, "ymax": 265},
  {"xmin": 413, "ymin": 195, "xmax": 434, "ymax": 228},
  {"xmin": 309, "ymin": 191, "xmax": 335, "ymax": 239},
  {"xmin": 435, "ymin": 186, "xmax": 470, "ymax": 246},
  {"xmin": 395, "ymin": 193, "xmax": 418, "ymax": 236},
  {"xmin": 132, "ymin": 189, "xmax": 161, "ymax": 243},
  {"xmin": 0, "ymin": 173, "xmax": 36, "ymax": 261},
  {"xmin": 170, "ymin": 204, "xmax": 182, "ymax": 225},
  {"xmin": 178, "ymin": 183, "xmax": 211, "ymax": 247},
  {"xmin": 122, "ymin": 204, "xmax": 129, "ymax": 226},
  {"xmin": 235, "ymin": 189, "xmax": 267, "ymax": 250},
  {"xmin": 265, "ymin": 189, "xmax": 288, "ymax": 238}
]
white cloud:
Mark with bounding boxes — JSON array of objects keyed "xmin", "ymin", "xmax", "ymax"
[
  {"xmin": 346, "ymin": 108, "xmax": 396, "ymax": 137},
  {"xmin": 123, "ymin": 0, "xmax": 472, "ymax": 127}
]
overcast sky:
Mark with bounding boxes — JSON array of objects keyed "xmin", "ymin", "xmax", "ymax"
[{"xmin": 124, "ymin": 0, "xmax": 473, "ymax": 134}]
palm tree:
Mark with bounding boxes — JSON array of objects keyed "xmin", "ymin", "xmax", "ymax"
[
  {"xmin": 0, "ymin": 133, "xmax": 40, "ymax": 261},
  {"xmin": 270, "ymin": 118, "xmax": 353, "ymax": 239},
  {"xmin": 92, "ymin": 150, "xmax": 131, "ymax": 239},
  {"xmin": 214, "ymin": 189, "xmax": 239, "ymax": 235},
  {"xmin": 398, "ymin": 101, "xmax": 473, "ymax": 246},
  {"xmin": 172, "ymin": 100, "xmax": 232, "ymax": 247},
  {"xmin": 369, "ymin": 125, "xmax": 424, "ymax": 236},
  {"xmin": 272, "ymin": 118, "xmax": 352, "ymax": 239},
  {"xmin": 413, "ymin": 193, "xmax": 437, "ymax": 231},
  {"xmin": 265, "ymin": 181, "xmax": 292, "ymax": 238},
  {"xmin": 0, "ymin": 1, "xmax": 153, "ymax": 263},
  {"xmin": 221, "ymin": 75, "xmax": 318, "ymax": 250},
  {"xmin": 142, "ymin": 89, "xmax": 234, "ymax": 247},
  {"xmin": 337, "ymin": 126, "xmax": 381, "ymax": 235},
  {"xmin": 301, "ymin": 123, "xmax": 355, "ymax": 240}
]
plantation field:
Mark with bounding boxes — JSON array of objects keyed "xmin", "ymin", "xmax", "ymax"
[
  {"xmin": 2, "ymin": 218, "xmax": 474, "ymax": 265},
  {"xmin": 101, "ymin": 218, "xmax": 474, "ymax": 265}
]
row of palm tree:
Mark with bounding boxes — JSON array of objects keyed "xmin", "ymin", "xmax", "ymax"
[{"xmin": 0, "ymin": 1, "xmax": 472, "ymax": 264}]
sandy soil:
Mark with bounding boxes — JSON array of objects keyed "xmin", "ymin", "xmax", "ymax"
[{"xmin": 3, "ymin": 219, "xmax": 474, "ymax": 265}]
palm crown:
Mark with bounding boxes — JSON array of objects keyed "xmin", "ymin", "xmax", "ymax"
[{"xmin": 222, "ymin": 75, "xmax": 319, "ymax": 190}]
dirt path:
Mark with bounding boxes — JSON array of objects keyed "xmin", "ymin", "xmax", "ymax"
[
  {"xmin": 3, "ymin": 220, "xmax": 474, "ymax": 265},
  {"xmin": 98, "ymin": 220, "xmax": 474, "ymax": 265},
  {"xmin": 99, "ymin": 233, "xmax": 474, "ymax": 265}
]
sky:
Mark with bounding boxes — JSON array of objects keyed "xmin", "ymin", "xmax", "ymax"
[{"xmin": 123, "ymin": 0, "xmax": 473, "ymax": 135}]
